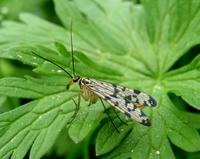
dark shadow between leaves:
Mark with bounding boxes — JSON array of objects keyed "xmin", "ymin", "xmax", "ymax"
[
  {"xmin": 168, "ymin": 93, "xmax": 199, "ymax": 113},
  {"xmin": 169, "ymin": 44, "xmax": 200, "ymax": 71}
]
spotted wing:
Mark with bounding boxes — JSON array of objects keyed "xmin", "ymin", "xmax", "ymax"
[
  {"xmin": 81, "ymin": 78, "xmax": 152, "ymax": 126},
  {"xmin": 87, "ymin": 79, "xmax": 157, "ymax": 107}
]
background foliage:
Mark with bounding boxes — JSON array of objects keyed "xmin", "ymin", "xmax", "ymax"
[{"xmin": 0, "ymin": 0, "xmax": 200, "ymax": 159}]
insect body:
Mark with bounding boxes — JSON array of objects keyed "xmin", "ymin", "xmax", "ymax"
[
  {"xmin": 32, "ymin": 22, "xmax": 157, "ymax": 128},
  {"xmin": 66, "ymin": 76, "xmax": 156, "ymax": 126}
]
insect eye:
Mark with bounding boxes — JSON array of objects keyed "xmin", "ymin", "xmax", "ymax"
[{"xmin": 73, "ymin": 75, "xmax": 80, "ymax": 82}]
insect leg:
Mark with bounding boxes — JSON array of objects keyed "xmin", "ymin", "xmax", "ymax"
[
  {"xmin": 100, "ymin": 98, "xmax": 120, "ymax": 133},
  {"xmin": 67, "ymin": 94, "xmax": 81, "ymax": 127},
  {"xmin": 112, "ymin": 108, "xmax": 128, "ymax": 126}
]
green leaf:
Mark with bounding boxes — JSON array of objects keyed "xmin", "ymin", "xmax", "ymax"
[
  {"xmin": 160, "ymin": 94, "xmax": 200, "ymax": 152},
  {"xmin": 143, "ymin": 0, "xmax": 200, "ymax": 73},
  {"xmin": 0, "ymin": 0, "xmax": 49, "ymax": 20},
  {"xmin": 103, "ymin": 123, "xmax": 175, "ymax": 159},
  {"xmin": 0, "ymin": 76, "xmax": 66, "ymax": 98},
  {"xmin": 54, "ymin": 41, "xmax": 71, "ymax": 58},
  {"xmin": 75, "ymin": 51, "xmax": 123, "ymax": 78},
  {"xmin": 0, "ymin": 96, "xmax": 7, "ymax": 107},
  {"xmin": 68, "ymin": 101, "xmax": 103, "ymax": 143},
  {"xmin": 184, "ymin": 112, "xmax": 200, "ymax": 129},
  {"xmin": 96, "ymin": 119, "xmax": 131, "ymax": 155},
  {"xmin": 0, "ymin": 0, "xmax": 200, "ymax": 158},
  {"xmin": 0, "ymin": 92, "xmax": 78, "ymax": 159},
  {"xmin": 164, "ymin": 55, "xmax": 200, "ymax": 109}
]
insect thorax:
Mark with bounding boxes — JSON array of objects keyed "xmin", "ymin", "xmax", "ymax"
[{"xmin": 79, "ymin": 78, "xmax": 99, "ymax": 104}]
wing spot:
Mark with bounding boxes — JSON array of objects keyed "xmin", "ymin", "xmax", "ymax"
[
  {"xmin": 112, "ymin": 83, "xmax": 117, "ymax": 88},
  {"xmin": 142, "ymin": 119, "xmax": 151, "ymax": 126},
  {"xmin": 105, "ymin": 96, "xmax": 111, "ymax": 100},
  {"xmin": 110, "ymin": 94, "xmax": 117, "ymax": 98},
  {"xmin": 134, "ymin": 89, "xmax": 141, "ymax": 94},
  {"xmin": 122, "ymin": 87, "xmax": 126, "ymax": 91},
  {"xmin": 124, "ymin": 95, "xmax": 132, "ymax": 101},
  {"xmin": 114, "ymin": 101, "xmax": 119, "ymax": 106}
]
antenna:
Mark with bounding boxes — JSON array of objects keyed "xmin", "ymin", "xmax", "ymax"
[
  {"xmin": 70, "ymin": 20, "xmax": 75, "ymax": 76},
  {"xmin": 32, "ymin": 51, "xmax": 73, "ymax": 78}
]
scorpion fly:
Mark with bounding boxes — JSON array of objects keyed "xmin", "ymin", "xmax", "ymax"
[{"xmin": 32, "ymin": 22, "xmax": 157, "ymax": 129}]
